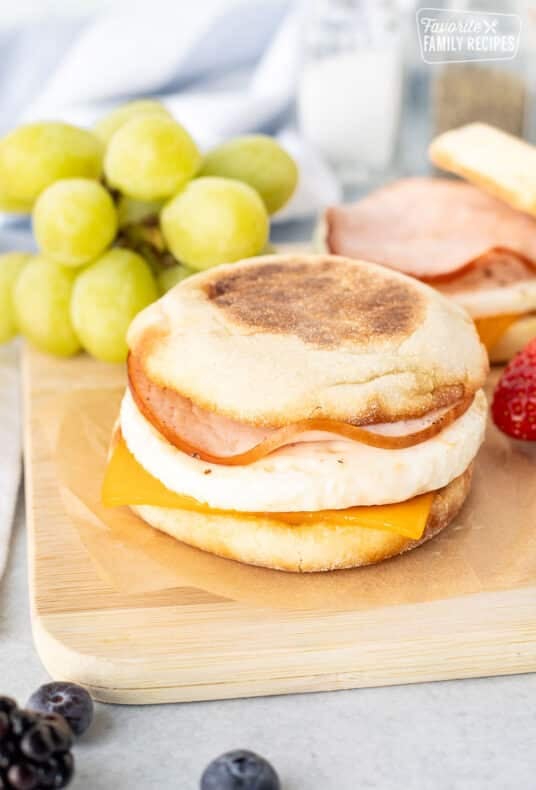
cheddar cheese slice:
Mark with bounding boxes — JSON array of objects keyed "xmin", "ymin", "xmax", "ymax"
[
  {"xmin": 474, "ymin": 314, "xmax": 520, "ymax": 352},
  {"xmin": 102, "ymin": 436, "xmax": 433, "ymax": 540}
]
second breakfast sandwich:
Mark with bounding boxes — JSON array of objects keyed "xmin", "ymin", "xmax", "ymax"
[
  {"xmin": 320, "ymin": 124, "xmax": 536, "ymax": 363},
  {"xmin": 103, "ymin": 254, "xmax": 488, "ymax": 572}
]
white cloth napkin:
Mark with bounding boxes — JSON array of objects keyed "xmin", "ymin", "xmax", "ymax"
[
  {"xmin": 23, "ymin": 0, "xmax": 341, "ymax": 221},
  {"xmin": 0, "ymin": 342, "xmax": 22, "ymax": 580}
]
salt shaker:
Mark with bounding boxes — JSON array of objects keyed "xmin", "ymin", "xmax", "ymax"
[
  {"xmin": 297, "ymin": 0, "xmax": 404, "ymax": 186},
  {"xmin": 431, "ymin": 0, "xmax": 530, "ymax": 140}
]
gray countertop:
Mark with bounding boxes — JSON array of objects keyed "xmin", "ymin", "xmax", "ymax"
[{"xmin": 3, "ymin": 491, "xmax": 536, "ymax": 790}]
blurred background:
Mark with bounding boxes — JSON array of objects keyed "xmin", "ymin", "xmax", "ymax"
[{"xmin": 1, "ymin": 0, "xmax": 536, "ymax": 247}]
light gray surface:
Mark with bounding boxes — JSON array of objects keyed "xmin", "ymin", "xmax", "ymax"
[{"xmin": 2, "ymin": 490, "xmax": 536, "ymax": 789}]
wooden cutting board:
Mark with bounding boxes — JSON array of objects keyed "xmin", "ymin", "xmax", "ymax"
[{"xmin": 23, "ymin": 345, "xmax": 536, "ymax": 704}]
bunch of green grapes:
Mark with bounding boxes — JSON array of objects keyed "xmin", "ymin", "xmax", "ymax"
[{"xmin": 0, "ymin": 99, "xmax": 298, "ymax": 361}]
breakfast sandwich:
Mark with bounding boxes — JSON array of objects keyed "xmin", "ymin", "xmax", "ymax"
[
  {"xmin": 319, "ymin": 176, "xmax": 536, "ymax": 363},
  {"xmin": 102, "ymin": 254, "xmax": 488, "ymax": 572}
]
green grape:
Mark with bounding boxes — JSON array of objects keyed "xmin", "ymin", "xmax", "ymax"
[
  {"xmin": 0, "ymin": 183, "xmax": 32, "ymax": 214},
  {"xmin": 13, "ymin": 256, "xmax": 81, "ymax": 357},
  {"xmin": 160, "ymin": 177, "xmax": 269, "ymax": 270},
  {"xmin": 0, "ymin": 252, "xmax": 30, "ymax": 342},
  {"xmin": 0, "ymin": 122, "xmax": 103, "ymax": 207},
  {"xmin": 157, "ymin": 263, "xmax": 194, "ymax": 294},
  {"xmin": 70, "ymin": 248, "xmax": 158, "ymax": 363},
  {"xmin": 117, "ymin": 195, "xmax": 164, "ymax": 228},
  {"xmin": 94, "ymin": 99, "xmax": 171, "ymax": 144},
  {"xmin": 200, "ymin": 135, "xmax": 298, "ymax": 214},
  {"xmin": 33, "ymin": 179, "xmax": 118, "ymax": 267},
  {"xmin": 104, "ymin": 115, "xmax": 201, "ymax": 201}
]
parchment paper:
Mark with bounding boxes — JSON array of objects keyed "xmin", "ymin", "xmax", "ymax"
[{"xmin": 42, "ymin": 375, "xmax": 536, "ymax": 612}]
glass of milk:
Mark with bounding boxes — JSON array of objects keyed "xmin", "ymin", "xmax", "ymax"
[{"xmin": 297, "ymin": 0, "xmax": 404, "ymax": 187}]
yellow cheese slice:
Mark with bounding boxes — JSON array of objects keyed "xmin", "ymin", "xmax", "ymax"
[
  {"xmin": 474, "ymin": 314, "xmax": 520, "ymax": 352},
  {"xmin": 102, "ymin": 436, "xmax": 433, "ymax": 540}
]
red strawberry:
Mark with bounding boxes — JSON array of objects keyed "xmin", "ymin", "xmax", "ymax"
[{"xmin": 491, "ymin": 337, "xmax": 536, "ymax": 440}]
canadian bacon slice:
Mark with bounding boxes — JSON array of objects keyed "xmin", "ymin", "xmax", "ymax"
[
  {"xmin": 432, "ymin": 248, "xmax": 536, "ymax": 287},
  {"xmin": 324, "ymin": 178, "xmax": 536, "ymax": 281},
  {"xmin": 128, "ymin": 354, "xmax": 474, "ymax": 465}
]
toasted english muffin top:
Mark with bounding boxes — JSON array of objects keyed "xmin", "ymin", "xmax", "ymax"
[{"xmin": 127, "ymin": 254, "xmax": 488, "ymax": 426}]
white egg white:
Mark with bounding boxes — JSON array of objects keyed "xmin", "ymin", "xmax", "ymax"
[{"xmin": 451, "ymin": 279, "xmax": 536, "ymax": 318}]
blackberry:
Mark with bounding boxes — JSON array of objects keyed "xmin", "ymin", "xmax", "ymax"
[{"xmin": 0, "ymin": 696, "xmax": 74, "ymax": 789}]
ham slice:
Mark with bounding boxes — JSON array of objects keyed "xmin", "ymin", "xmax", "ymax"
[
  {"xmin": 128, "ymin": 353, "xmax": 474, "ymax": 466},
  {"xmin": 324, "ymin": 177, "xmax": 536, "ymax": 282},
  {"xmin": 436, "ymin": 249, "xmax": 536, "ymax": 292}
]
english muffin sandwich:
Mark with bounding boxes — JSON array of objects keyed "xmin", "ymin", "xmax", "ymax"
[
  {"xmin": 102, "ymin": 254, "xmax": 488, "ymax": 572},
  {"xmin": 319, "ymin": 177, "xmax": 536, "ymax": 364}
]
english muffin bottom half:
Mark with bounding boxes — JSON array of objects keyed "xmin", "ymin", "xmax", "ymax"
[{"xmin": 103, "ymin": 254, "xmax": 488, "ymax": 572}]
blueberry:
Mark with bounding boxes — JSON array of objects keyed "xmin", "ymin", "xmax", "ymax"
[
  {"xmin": 27, "ymin": 683, "xmax": 93, "ymax": 737},
  {"xmin": 200, "ymin": 749, "xmax": 280, "ymax": 790}
]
